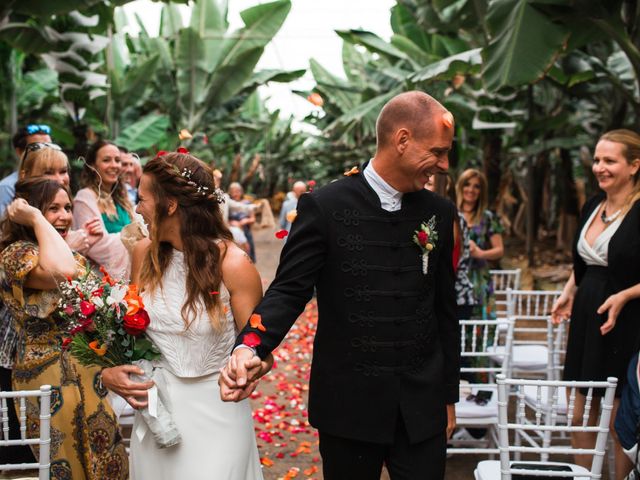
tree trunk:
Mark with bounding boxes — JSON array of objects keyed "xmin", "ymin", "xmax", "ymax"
[
  {"xmin": 482, "ymin": 133, "xmax": 502, "ymax": 209},
  {"xmin": 555, "ymin": 148, "xmax": 579, "ymax": 254}
]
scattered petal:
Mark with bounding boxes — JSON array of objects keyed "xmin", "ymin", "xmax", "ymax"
[
  {"xmin": 344, "ymin": 166, "xmax": 360, "ymax": 176},
  {"xmin": 442, "ymin": 111, "xmax": 454, "ymax": 128},
  {"xmin": 243, "ymin": 332, "xmax": 261, "ymax": 348},
  {"xmin": 210, "ymin": 291, "xmax": 219, "ymax": 296},
  {"xmin": 178, "ymin": 129, "xmax": 193, "ymax": 140},
  {"xmin": 286, "ymin": 209, "xmax": 298, "ymax": 224},
  {"xmin": 275, "ymin": 229, "xmax": 289, "ymax": 239},
  {"xmin": 260, "ymin": 457, "xmax": 274, "ymax": 467},
  {"xmin": 306, "ymin": 93, "xmax": 323, "ymax": 107},
  {"xmin": 249, "ymin": 313, "xmax": 267, "ymax": 332}
]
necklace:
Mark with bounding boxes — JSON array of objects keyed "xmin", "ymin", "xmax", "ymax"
[{"xmin": 600, "ymin": 205, "xmax": 622, "ymax": 224}]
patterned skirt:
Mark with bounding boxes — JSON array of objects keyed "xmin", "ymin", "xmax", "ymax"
[{"xmin": 12, "ymin": 345, "xmax": 128, "ymax": 479}]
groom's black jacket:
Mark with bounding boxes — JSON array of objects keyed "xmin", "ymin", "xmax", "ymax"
[{"xmin": 235, "ymin": 170, "xmax": 459, "ymax": 444}]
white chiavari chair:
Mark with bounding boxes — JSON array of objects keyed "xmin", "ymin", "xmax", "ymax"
[
  {"xmin": 490, "ymin": 290, "xmax": 563, "ymax": 380},
  {"xmin": 490, "ymin": 269, "xmax": 522, "ymax": 321},
  {"xmin": 0, "ymin": 385, "xmax": 51, "ymax": 480},
  {"xmin": 474, "ymin": 375, "xmax": 617, "ymax": 480},
  {"xmin": 448, "ymin": 318, "xmax": 514, "ymax": 456}
]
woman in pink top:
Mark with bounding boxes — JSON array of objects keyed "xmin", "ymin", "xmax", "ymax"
[{"xmin": 73, "ymin": 140, "xmax": 134, "ymax": 280}]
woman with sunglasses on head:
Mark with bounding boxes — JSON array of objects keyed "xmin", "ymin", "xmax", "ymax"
[
  {"xmin": 18, "ymin": 142, "xmax": 104, "ymax": 254},
  {"xmin": 73, "ymin": 140, "xmax": 134, "ymax": 280},
  {"xmin": 0, "ymin": 177, "xmax": 128, "ymax": 479},
  {"xmin": 552, "ymin": 130, "xmax": 640, "ymax": 478}
]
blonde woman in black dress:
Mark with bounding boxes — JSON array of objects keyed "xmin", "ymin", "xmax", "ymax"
[{"xmin": 552, "ymin": 129, "xmax": 640, "ymax": 479}]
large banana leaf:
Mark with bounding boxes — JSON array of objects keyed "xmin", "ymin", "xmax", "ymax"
[
  {"xmin": 240, "ymin": 69, "xmax": 306, "ymax": 93},
  {"xmin": 114, "ymin": 113, "xmax": 171, "ymax": 151},
  {"xmin": 309, "ymin": 58, "xmax": 359, "ymax": 114},
  {"xmin": 190, "ymin": 0, "xmax": 228, "ymax": 73},
  {"xmin": 411, "ymin": 48, "xmax": 481, "ymax": 83},
  {"xmin": 0, "ymin": 23, "xmax": 53, "ymax": 54},
  {"xmin": 17, "ymin": 69, "xmax": 58, "ymax": 109},
  {"xmin": 176, "ymin": 27, "xmax": 208, "ymax": 121},
  {"xmin": 482, "ymin": 0, "xmax": 569, "ymax": 90},
  {"xmin": 336, "ymin": 30, "xmax": 409, "ymax": 63}
]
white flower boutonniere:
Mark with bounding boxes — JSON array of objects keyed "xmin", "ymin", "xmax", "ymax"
[{"xmin": 413, "ymin": 216, "xmax": 438, "ymax": 274}]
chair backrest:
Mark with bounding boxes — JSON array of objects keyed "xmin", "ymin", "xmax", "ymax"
[
  {"xmin": 460, "ymin": 318, "xmax": 515, "ymax": 385},
  {"xmin": 496, "ymin": 374, "xmax": 617, "ymax": 479},
  {"xmin": 0, "ymin": 385, "xmax": 51, "ymax": 480},
  {"xmin": 490, "ymin": 269, "xmax": 522, "ymax": 318},
  {"xmin": 507, "ymin": 289, "xmax": 562, "ymax": 345}
]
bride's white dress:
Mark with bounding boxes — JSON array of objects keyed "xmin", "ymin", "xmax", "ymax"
[{"xmin": 130, "ymin": 249, "xmax": 263, "ymax": 480}]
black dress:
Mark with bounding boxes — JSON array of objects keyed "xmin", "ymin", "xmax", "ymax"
[{"xmin": 563, "ymin": 194, "xmax": 640, "ymax": 396}]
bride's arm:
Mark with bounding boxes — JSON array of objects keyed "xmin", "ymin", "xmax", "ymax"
[{"xmin": 221, "ymin": 242, "xmax": 263, "ymax": 332}]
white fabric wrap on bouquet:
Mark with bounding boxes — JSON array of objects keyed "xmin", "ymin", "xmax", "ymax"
[{"xmin": 131, "ymin": 359, "xmax": 182, "ymax": 448}]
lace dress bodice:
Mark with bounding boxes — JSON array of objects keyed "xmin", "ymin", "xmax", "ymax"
[{"xmin": 141, "ymin": 249, "xmax": 236, "ymax": 377}]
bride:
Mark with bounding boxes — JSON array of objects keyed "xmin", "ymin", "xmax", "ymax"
[{"xmin": 100, "ymin": 151, "xmax": 268, "ymax": 479}]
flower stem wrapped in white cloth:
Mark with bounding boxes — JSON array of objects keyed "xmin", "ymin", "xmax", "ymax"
[{"xmin": 130, "ymin": 359, "xmax": 181, "ymax": 448}]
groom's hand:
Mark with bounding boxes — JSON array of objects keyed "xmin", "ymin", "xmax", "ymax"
[{"xmin": 219, "ymin": 348, "xmax": 263, "ymax": 402}]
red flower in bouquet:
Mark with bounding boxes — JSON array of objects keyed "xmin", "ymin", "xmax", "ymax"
[
  {"xmin": 61, "ymin": 337, "xmax": 73, "ymax": 350},
  {"xmin": 417, "ymin": 230, "xmax": 428, "ymax": 246},
  {"xmin": 80, "ymin": 300, "xmax": 96, "ymax": 317},
  {"xmin": 123, "ymin": 309, "xmax": 151, "ymax": 336}
]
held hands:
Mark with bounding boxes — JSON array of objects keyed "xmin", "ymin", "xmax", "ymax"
[
  {"xmin": 597, "ymin": 292, "xmax": 628, "ymax": 335},
  {"xmin": 101, "ymin": 365, "xmax": 154, "ymax": 409},
  {"xmin": 219, "ymin": 348, "xmax": 273, "ymax": 402},
  {"xmin": 7, "ymin": 198, "xmax": 42, "ymax": 227},
  {"xmin": 551, "ymin": 292, "xmax": 574, "ymax": 324}
]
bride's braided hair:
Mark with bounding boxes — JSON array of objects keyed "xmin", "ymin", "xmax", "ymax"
[{"xmin": 140, "ymin": 152, "xmax": 233, "ymax": 331}]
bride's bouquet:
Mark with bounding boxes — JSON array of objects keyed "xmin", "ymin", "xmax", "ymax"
[{"xmin": 58, "ymin": 266, "xmax": 181, "ymax": 448}]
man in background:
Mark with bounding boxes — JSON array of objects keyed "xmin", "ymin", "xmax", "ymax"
[
  {"xmin": 279, "ymin": 180, "xmax": 307, "ymax": 232},
  {"xmin": 0, "ymin": 124, "xmax": 53, "ymax": 215}
]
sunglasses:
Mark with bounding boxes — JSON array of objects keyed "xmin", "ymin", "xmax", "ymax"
[
  {"xmin": 26, "ymin": 124, "xmax": 51, "ymax": 135},
  {"xmin": 21, "ymin": 142, "xmax": 63, "ymax": 162}
]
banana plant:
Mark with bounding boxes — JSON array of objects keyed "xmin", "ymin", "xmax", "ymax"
[{"xmin": 112, "ymin": 0, "xmax": 304, "ymax": 152}]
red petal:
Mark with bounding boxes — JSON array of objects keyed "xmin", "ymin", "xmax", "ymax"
[
  {"xmin": 275, "ymin": 229, "xmax": 289, "ymax": 239},
  {"xmin": 176, "ymin": 147, "xmax": 189, "ymax": 154},
  {"xmin": 243, "ymin": 332, "xmax": 261, "ymax": 348}
]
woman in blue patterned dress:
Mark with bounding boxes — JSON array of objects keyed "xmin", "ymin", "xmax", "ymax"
[{"xmin": 456, "ymin": 169, "xmax": 504, "ymax": 319}]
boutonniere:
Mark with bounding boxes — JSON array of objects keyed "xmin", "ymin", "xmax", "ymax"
[{"xmin": 413, "ymin": 216, "xmax": 438, "ymax": 274}]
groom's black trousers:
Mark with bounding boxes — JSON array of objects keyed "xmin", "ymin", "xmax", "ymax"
[{"xmin": 319, "ymin": 414, "xmax": 446, "ymax": 480}]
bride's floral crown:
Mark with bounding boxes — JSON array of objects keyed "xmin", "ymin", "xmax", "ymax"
[{"xmin": 154, "ymin": 148, "xmax": 225, "ymax": 203}]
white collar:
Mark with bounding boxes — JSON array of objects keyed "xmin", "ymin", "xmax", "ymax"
[{"xmin": 363, "ymin": 161, "xmax": 403, "ymax": 212}]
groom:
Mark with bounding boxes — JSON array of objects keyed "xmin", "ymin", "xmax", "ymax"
[{"xmin": 222, "ymin": 91, "xmax": 459, "ymax": 479}]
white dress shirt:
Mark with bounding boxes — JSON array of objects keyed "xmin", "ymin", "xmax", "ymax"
[{"xmin": 363, "ymin": 162, "xmax": 403, "ymax": 212}]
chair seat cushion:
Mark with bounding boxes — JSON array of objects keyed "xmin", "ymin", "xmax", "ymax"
[
  {"xmin": 475, "ymin": 460, "xmax": 590, "ymax": 480},
  {"xmin": 488, "ymin": 344, "xmax": 549, "ymax": 370},
  {"xmin": 457, "ymin": 386, "xmax": 498, "ymax": 419}
]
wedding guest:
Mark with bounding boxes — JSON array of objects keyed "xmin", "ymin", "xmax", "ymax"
[
  {"xmin": 0, "ymin": 142, "xmax": 103, "ymax": 466},
  {"xmin": 0, "ymin": 177, "xmax": 128, "ymax": 479},
  {"xmin": 119, "ymin": 146, "xmax": 140, "ymax": 205},
  {"xmin": 225, "ymin": 91, "xmax": 459, "ymax": 480},
  {"xmin": 100, "ymin": 151, "xmax": 265, "ymax": 479},
  {"xmin": 18, "ymin": 142, "xmax": 104, "ymax": 254},
  {"xmin": 228, "ymin": 182, "xmax": 257, "ymax": 262},
  {"xmin": 73, "ymin": 140, "xmax": 134, "ymax": 279},
  {"xmin": 0, "ymin": 124, "xmax": 53, "ymax": 215},
  {"xmin": 552, "ymin": 129, "xmax": 640, "ymax": 478},
  {"xmin": 279, "ymin": 181, "xmax": 307, "ymax": 232},
  {"xmin": 456, "ymin": 169, "xmax": 504, "ymax": 319}
]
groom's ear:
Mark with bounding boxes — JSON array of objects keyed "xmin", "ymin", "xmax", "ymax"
[{"xmin": 167, "ymin": 197, "xmax": 178, "ymax": 216}]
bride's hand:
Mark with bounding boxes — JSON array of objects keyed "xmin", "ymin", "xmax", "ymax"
[
  {"xmin": 219, "ymin": 350, "xmax": 274, "ymax": 402},
  {"xmin": 101, "ymin": 365, "xmax": 154, "ymax": 409}
]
